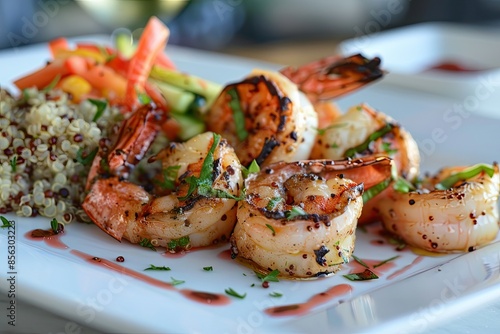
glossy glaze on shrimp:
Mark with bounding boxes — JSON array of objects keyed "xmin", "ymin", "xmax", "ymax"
[
  {"xmin": 310, "ymin": 103, "xmax": 420, "ymax": 223},
  {"xmin": 231, "ymin": 157, "xmax": 393, "ymax": 279},
  {"xmin": 206, "ymin": 69, "xmax": 318, "ymax": 167},
  {"xmin": 377, "ymin": 163, "xmax": 500, "ymax": 253},
  {"xmin": 82, "ymin": 104, "xmax": 243, "ymax": 251}
]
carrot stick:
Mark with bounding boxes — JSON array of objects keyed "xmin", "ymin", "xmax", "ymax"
[
  {"xmin": 13, "ymin": 60, "xmax": 67, "ymax": 90},
  {"xmin": 125, "ymin": 16, "xmax": 170, "ymax": 111},
  {"xmin": 155, "ymin": 52, "xmax": 176, "ymax": 70}
]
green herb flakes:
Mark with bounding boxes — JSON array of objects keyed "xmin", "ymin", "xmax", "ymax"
[
  {"xmin": 225, "ymin": 288, "xmax": 246, "ymax": 299},
  {"xmin": 0, "ymin": 216, "xmax": 13, "ymax": 228},
  {"xmin": 139, "ymin": 238, "xmax": 157, "ymax": 251},
  {"xmin": 255, "ymin": 269, "xmax": 280, "ymax": 283},
  {"xmin": 144, "ymin": 264, "xmax": 171, "ymax": 271},
  {"xmin": 343, "ymin": 269, "xmax": 379, "ymax": 281},
  {"xmin": 170, "ymin": 277, "xmax": 185, "ymax": 286},
  {"xmin": 88, "ymin": 98, "xmax": 108, "ymax": 122},
  {"xmin": 76, "ymin": 147, "xmax": 98, "ymax": 166}
]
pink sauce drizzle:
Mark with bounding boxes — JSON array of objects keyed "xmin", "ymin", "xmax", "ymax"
[
  {"xmin": 70, "ymin": 249, "xmax": 230, "ymax": 306},
  {"xmin": 217, "ymin": 249, "xmax": 232, "ymax": 261},
  {"xmin": 179, "ymin": 289, "xmax": 230, "ymax": 306},
  {"xmin": 25, "ymin": 230, "xmax": 68, "ymax": 250},
  {"xmin": 387, "ymin": 256, "xmax": 424, "ymax": 280},
  {"xmin": 162, "ymin": 251, "xmax": 188, "ymax": 259},
  {"xmin": 71, "ymin": 249, "xmax": 176, "ymax": 290},
  {"xmin": 370, "ymin": 240, "xmax": 386, "ymax": 247},
  {"xmin": 264, "ymin": 284, "xmax": 352, "ymax": 317}
]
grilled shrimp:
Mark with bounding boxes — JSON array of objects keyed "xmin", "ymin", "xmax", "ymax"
[
  {"xmin": 82, "ymin": 104, "xmax": 243, "ymax": 251},
  {"xmin": 310, "ymin": 103, "xmax": 420, "ymax": 223},
  {"xmin": 377, "ymin": 163, "xmax": 500, "ymax": 253},
  {"xmin": 231, "ymin": 157, "xmax": 393, "ymax": 279},
  {"xmin": 206, "ymin": 69, "xmax": 318, "ymax": 167},
  {"xmin": 205, "ymin": 54, "xmax": 383, "ymax": 167}
]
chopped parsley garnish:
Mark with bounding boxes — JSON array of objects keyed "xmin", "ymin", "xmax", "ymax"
[
  {"xmin": 373, "ymin": 255, "xmax": 399, "ymax": 268},
  {"xmin": 42, "ymin": 74, "xmax": 61, "ymax": 92},
  {"xmin": 76, "ymin": 147, "xmax": 98, "ymax": 166},
  {"xmin": 391, "ymin": 163, "xmax": 416, "ymax": 193},
  {"xmin": 203, "ymin": 266, "xmax": 213, "ymax": 271},
  {"xmin": 50, "ymin": 218, "xmax": 62, "ymax": 234},
  {"xmin": 381, "ymin": 141, "xmax": 398, "ymax": 155},
  {"xmin": 88, "ymin": 98, "xmax": 108, "ymax": 122},
  {"xmin": 265, "ymin": 224, "xmax": 276, "ymax": 236},
  {"xmin": 266, "ymin": 197, "xmax": 282, "ymax": 210},
  {"xmin": 20, "ymin": 89, "xmax": 30, "ymax": 103},
  {"xmin": 225, "ymin": 288, "xmax": 246, "ymax": 299},
  {"xmin": 255, "ymin": 269, "xmax": 280, "ymax": 283},
  {"xmin": 351, "ymin": 254, "xmax": 369, "ymax": 268},
  {"xmin": 388, "ymin": 236, "xmax": 407, "ymax": 251},
  {"xmin": 170, "ymin": 277, "xmax": 185, "ymax": 286},
  {"xmin": 0, "ymin": 216, "xmax": 13, "ymax": 228},
  {"xmin": 10, "ymin": 156, "xmax": 17, "ymax": 172},
  {"xmin": 227, "ymin": 88, "xmax": 248, "ymax": 141},
  {"xmin": 362, "ymin": 177, "xmax": 391, "ymax": 203},
  {"xmin": 156, "ymin": 165, "xmax": 181, "ymax": 190},
  {"xmin": 137, "ymin": 92, "xmax": 152, "ymax": 105},
  {"xmin": 167, "ymin": 236, "xmax": 190, "ymax": 251},
  {"xmin": 285, "ymin": 206, "xmax": 307, "ymax": 220},
  {"xmin": 344, "ymin": 123, "xmax": 393, "ymax": 158},
  {"xmin": 269, "ymin": 292, "xmax": 283, "ymax": 298},
  {"xmin": 241, "ymin": 159, "xmax": 260, "ymax": 178},
  {"xmin": 178, "ymin": 133, "xmax": 242, "ymax": 201},
  {"xmin": 343, "ymin": 269, "xmax": 379, "ymax": 281},
  {"xmin": 139, "ymin": 238, "xmax": 157, "ymax": 251},
  {"xmin": 393, "ymin": 177, "xmax": 416, "ymax": 193},
  {"xmin": 435, "ymin": 163, "xmax": 495, "ymax": 190},
  {"xmin": 144, "ymin": 264, "xmax": 171, "ymax": 271}
]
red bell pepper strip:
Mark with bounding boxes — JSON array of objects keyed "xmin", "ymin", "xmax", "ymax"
[{"xmin": 49, "ymin": 37, "xmax": 69, "ymax": 58}]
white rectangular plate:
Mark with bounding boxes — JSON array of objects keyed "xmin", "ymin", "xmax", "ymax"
[
  {"xmin": 339, "ymin": 22, "xmax": 500, "ymax": 119},
  {"xmin": 1, "ymin": 36, "xmax": 500, "ymax": 333}
]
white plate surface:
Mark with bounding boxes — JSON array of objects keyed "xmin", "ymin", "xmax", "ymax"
[{"xmin": 1, "ymin": 36, "xmax": 500, "ymax": 334}]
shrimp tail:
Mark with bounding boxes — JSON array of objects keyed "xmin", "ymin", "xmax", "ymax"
[
  {"xmin": 280, "ymin": 54, "xmax": 384, "ymax": 102},
  {"xmin": 107, "ymin": 103, "xmax": 162, "ymax": 177},
  {"xmin": 83, "ymin": 103, "xmax": 161, "ymax": 240}
]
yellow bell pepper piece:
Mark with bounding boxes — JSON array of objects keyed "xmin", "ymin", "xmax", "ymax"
[{"xmin": 59, "ymin": 75, "xmax": 92, "ymax": 102}]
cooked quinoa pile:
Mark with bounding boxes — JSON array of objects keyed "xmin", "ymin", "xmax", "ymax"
[{"xmin": 0, "ymin": 88, "xmax": 122, "ymax": 223}]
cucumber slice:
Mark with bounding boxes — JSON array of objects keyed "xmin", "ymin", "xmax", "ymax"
[{"xmin": 170, "ymin": 112, "xmax": 205, "ymax": 141}]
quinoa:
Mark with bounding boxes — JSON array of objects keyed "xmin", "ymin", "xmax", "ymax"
[{"xmin": 0, "ymin": 88, "xmax": 122, "ymax": 224}]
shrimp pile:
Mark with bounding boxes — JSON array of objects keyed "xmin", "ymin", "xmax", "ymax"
[{"xmin": 82, "ymin": 51, "xmax": 500, "ymax": 279}]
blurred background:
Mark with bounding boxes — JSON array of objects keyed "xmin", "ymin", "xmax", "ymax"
[{"xmin": 2, "ymin": 0, "xmax": 500, "ymax": 64}]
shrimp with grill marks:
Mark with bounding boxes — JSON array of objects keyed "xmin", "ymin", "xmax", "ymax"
[
  {"xmin": 83, "ymin": 103, "xmax": 243, "ymax": 251},
  {"xmin": 231, "ymin": 156, "xmax": 393, "ymax": 279}
]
